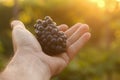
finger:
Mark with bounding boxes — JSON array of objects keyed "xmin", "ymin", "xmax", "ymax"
[
  {"xmin": 57, "ymin": 24, "xmax": 68, "ymax": 32},
  {"xmin": 67, "ymin": 24, "xmax": 89, "ymax": 47},
  {"xmin": 11, "ymin": 20, "xmax": 42, "ymax": 52},
  {"xmin": 67, "ymin": 32, "xmax": 91, "ymax": 60},
  {"xmin": 11, "ymin": 20, "xmax": 25, "ymax": 52},
  {"xmin": 65, "ymin": 23, "xmax": 82, "ymax": 38}
]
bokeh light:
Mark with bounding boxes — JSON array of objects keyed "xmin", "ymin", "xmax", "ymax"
[
  {"xmin": 0, "ymin": 0, "xmax": 120, "ymax": 80},
  {"xmin": 116, "ymin": 0, "xmax": 120, "ymax": 2},
  {"xmin": 89, "ymin": 0, "xmax": 105, "ymax": 8}
]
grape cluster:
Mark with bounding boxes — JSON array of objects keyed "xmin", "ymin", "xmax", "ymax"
[{"xmin": 34, "ymin": 16, "xmax": 67, "ymax": 56}]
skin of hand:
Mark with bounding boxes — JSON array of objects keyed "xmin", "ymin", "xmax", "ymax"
[{"xmin": 0, "ymin": 20, "xmax": 91, "ymax": 80}]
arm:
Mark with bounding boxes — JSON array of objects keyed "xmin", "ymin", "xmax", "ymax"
[{"xmin": 0, "ymin": 20, "xmax": 91, "ymax": 80}]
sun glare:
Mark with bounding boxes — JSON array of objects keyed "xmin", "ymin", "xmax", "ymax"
[
  {"xmin": 116, "ymin": 0, "xmax": 120, "ymax": 2},
  {"xmin": 97, "ymin": 0, "xmax": 105, "ymax": 8},
  {"xmin": 89, "ymin": 0, "xmax": 105, "ymax": 8}
]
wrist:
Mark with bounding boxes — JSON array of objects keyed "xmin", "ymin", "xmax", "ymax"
[{"xmin": 1, "ymin": 50, "xmax": 51, "ymax": 80}]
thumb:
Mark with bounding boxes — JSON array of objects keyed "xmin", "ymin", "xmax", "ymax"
[{"xmin": 11, "ymin": 20, "xmax": 42, "ymax": 53}]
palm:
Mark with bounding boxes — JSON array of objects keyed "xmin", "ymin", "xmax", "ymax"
[{"xmin": 11, "ymin": 21, "xmax": 90, "ymax": 76}]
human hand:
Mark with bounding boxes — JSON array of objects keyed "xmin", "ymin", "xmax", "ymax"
[{"xmin": 1, "ymin": 20, "xmax": 91, "ymax": 80}]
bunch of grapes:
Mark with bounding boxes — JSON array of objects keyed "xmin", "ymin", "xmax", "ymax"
[{"xmin": 34, "ymin": 16, "xmax": 67, "ymax": 56}]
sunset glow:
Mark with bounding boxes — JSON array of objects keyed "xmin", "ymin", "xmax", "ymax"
[
  {"xmin": 89, "ymin": 0, "xmax": 105, "ymax": 8},
  {"xmin": 116, "ymin": 0, "xmax": 120, "ymax": 2}
]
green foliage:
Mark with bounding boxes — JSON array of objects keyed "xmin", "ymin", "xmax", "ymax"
[{"xmin": 0, "ymin": 0, "xmax": 120, "ymax": 80}]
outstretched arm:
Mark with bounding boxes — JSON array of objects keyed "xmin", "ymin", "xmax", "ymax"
[{"xmin": 0, "ymin": 20, "xmax": 91, "ymax": 80}]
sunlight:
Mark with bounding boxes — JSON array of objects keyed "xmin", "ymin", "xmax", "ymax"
[
  {"xmin": 116, "ymin": 0, "xmax": 120, "ymax": 2},
  {"xmin": 89, "ymin": 0, "xmax": 105, "ymax": 8},
  {"xmin": 97, "ymin": 0, "xmax": 105, "ymax": 8},
  {"xmin": 0, "ymin": 0, "xmax": 14, "ymax": 7}
]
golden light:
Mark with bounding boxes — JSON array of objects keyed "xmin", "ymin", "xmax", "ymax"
[
  {"xmin": 89, "ymin": 0, "xmax": 105, "ymax": 8},
  {"xmin": 90, "ymin": 0, "xmax": 97, "ymax": 2},
  {"xmin": 0, "ymin": 0, "xmax": 14, "ymax": 7},
  {"xmin": 116, "ymin": 0, "xmax": 120, "ymax": 2},
  {"xmin": 97, "ymin": 0, "xmax": 105, "ymax": 8}
]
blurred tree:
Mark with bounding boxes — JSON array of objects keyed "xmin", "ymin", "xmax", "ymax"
[{"xmin": 0, "ymin": 0, "xmax": 120, "ymax": 80}]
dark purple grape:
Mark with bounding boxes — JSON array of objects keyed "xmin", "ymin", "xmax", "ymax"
[
  {"xmin": 36, "ymin": 19, "xmax": 42, "ymax": 24},
  {"xmin": 47, "ymin": 35, "xmax": 52, "ymax": 40},
  {"xmin": 45, "ymin": 26, "xmax": 52, "ymax": 31},
  {"xmin": 51, "ymin": 28, "xmax": 58, "ymax": 34}
]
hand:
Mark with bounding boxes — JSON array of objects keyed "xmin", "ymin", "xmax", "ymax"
[{"xmin": 1, "ymin": 20, "xmax": 91, "ymax": 80}]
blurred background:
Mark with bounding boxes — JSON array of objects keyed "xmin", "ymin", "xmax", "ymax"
[{"xmin": 0, "ymin": 0, "xmax": 120, "ymax": 80}]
